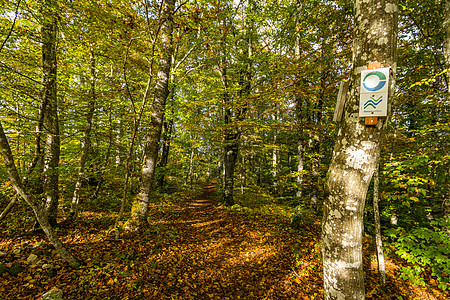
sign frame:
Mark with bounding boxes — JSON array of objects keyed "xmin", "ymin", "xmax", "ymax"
[{"xmin": 359, "ymin": 65, "xmax": 390, "ymax": 118}]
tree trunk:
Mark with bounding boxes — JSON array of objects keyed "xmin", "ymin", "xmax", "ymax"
[
  {"xmin": 272, "ymin": 102, "xmax": 281, "ymax": 196},
  {"xmin": 0, "ymin": 122, "xmax": 81, "ymax": 268},
  {"xmin": 444, "ymin": 194, "xmax": 450, "ymax": 236},
  {"xmin": 158, "ymin": 118, "xmax": 173, "ymax": 189},
  {"xmin": 310, "ymin": 138, "xmax": 319, "ymax": 210},
  {"xmin": 42, "ymin": 0, "xmax": 60, "ymax": 227},
  {"xmin": 240, "ymin": 154, "xmax": 246, "ymax": 194},
  {"xmin": 296, "ymin": 132, "xmax": 305, "ymax": 198},
  {"xmin": 444, "ymin": 0, "xmax": 450, "ymax": 236},
  {"xmin": 129, "ymin": 0, "xmax": 175, "ymax": 230},
  {"xmin": 311, "ymin": 36, "xmax": 328, "ymax": 211},
  {"xmin": 373, "ymin": 162, "xmax": 387, "ymax": 288},
  {"xmin": 224, "ymin": 138, "xmax": 238, "ymax": 206},
  {"xmin": 322, "ymin": 0, "xmax": 398, "ymax": 299},
  {"xmin": 69, "ymin": 48, "xmax": 96, "ymax": 221},
  {"xmin": 220, "ymin": 14, "xmax": 234, "ymax": 206},
  {"xmin": 295, "ymin": 0, "xmax": 305, "ymax": 199},
  {"xmin": 222, "ymin": 1, "xmax": 253, "ymax": 206},
  {"xmin": 185, "ymin": 148, "xmax": 195, "ymax": 186},
  {"xmin": 444, "ymin": 0, "xmax": 450, "ymax": 92},
  {"xmin": 0, "ymin": 195, "xmax": 19, "ymax": 221}
]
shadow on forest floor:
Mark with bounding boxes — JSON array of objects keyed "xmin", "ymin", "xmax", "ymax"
[{"xmin": 0, "ymin": 184, "xmax": 449, "ymax": 299}]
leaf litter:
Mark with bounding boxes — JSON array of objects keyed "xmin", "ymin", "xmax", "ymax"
[{"xmin": 0, "ymin": 185, "xmax": 449, "ymax": 299}]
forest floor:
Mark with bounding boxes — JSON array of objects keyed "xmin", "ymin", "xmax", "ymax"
[{"xmin": 0, "ymin": 184, "xmax": 449, "ymax": 299}]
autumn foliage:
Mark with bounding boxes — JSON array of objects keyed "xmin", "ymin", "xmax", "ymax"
[{"xmin": 0, "ymin": 185, "xmax": 448, "ymax": 299}]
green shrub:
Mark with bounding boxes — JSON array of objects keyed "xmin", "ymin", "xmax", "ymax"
[{"xmin": 386, "ymin": 220, "xmax": 450, "ymax": 290}]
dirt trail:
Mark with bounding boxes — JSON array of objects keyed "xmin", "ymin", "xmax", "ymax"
[{"xmin": 142, "ymin": 184, "xmax": 315, "ymax": 299}]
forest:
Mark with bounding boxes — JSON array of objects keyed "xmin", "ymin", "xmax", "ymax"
[{"xmin": 0, "ymin": 0, "xmax": 449, "ymax": 299}]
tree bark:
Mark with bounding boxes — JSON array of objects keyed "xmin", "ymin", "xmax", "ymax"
[
  {"xmin": 220, "ymin": 13, "xmax": 234, "ymax": 206},
  {"xmin": 272, "ymin": 102, "xmax": 281, "ymax": 196},
  {"xmin": 185, "ymin": 147, "xmax": 195, "ymax": 186},
  {"xmin": 445, "ymin": 0, "xmax": 450, "ymax": 236},
  {"xmin": 322, "ymin": 1, "xmax": 398, "ymax": 299},
  {"xmin": 0, "ymin": 195, "xmax": 19, "ymax": 221},
  {"xmin": 41, "ymin": 0, "xmax": 60, "ymax": 227},
  {"xmin": 444, "ymin": 0, "xmax": 450, "ymax": 92},
  {"xmin": 240, "ymin": 154, "xmax": 246, "ymax": 194},
  {"xmin": 222, "ymin": 1, "xmax": 253, "ymax": 206},
  {"xmin": 69, "ymin": 48, "xmax": 96, "ymax": 221},
  {"xmin": 310, "ymin": 36, "xmax": 328, "ymax": 211},
  {"xmin": 295, "ymin": 0, "xmax": 305, "ymax": 199},
  {"xmin": 129, "ymin": 0, "xmax": 175, "ymax": 230},
  {"xmin": 373, "ymin": 162, "xmax": 386, "ymax": 288},
  {"xmin": 157, "ymin": 118, "xmax": 173, "ymax": 189}
]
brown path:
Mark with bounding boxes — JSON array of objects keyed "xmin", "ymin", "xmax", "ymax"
[{"xmin": 140, "ymin": 184, "xmax": 320, "ymax": 299}]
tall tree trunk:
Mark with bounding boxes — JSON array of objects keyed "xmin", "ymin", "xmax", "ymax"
[
  {"xmin": 295, "ymin": 0, "xmax": 305, "ymax": 199},
  {"xmin": 157, "ymin": 47, "xmax": 177, "ymax": 189},
  {"xmin": 310, "ymin": 137, "xmax": 320, "ymax": 210},
  {"xmin": 115, "ymin": 121, "xmax": 122, "ymax": 167},
  {"xmin": 322, "ymin": 0, "xmax": 398, "ymax": 299},
  {"xmin": 69, "ymin": 48, "xmax": 96, "ymax": 221},
  {"xmin": 220, "ymin": 13, "xmax": 235, "ymax": 206},
  {"xmin": 42, "ymin": 0, "xmax": 60, "ymax": 227},
  {"xmin": 311, "ymin": 36, "xmax": 328, "ymax": 211},
  {"xmin": 240, "ymin": 154, "xmax": 246, "ymax": 194},
  {"xmin": 444, "ymin": 191, "xmax": 450, "ymax": 236},
  {"xmin": 373, "ymin": 162, "xmax": 387, "ymax": 289},
  {"xmin": 444, "ymin": 0, "xmax": 450, "ymax": 236},
  {"xmin": 224, "ymin": 135, "xmax": 238, "ymax": 206},
  {"xmin": 444, "ymin": 0, "xmax": 450, "ymax": 92},
  {"xmin": 129, "ymin": 0, "xmax": 175, "ymax": 230},
  {"xmin": 158, "ymin": 118, "xmax": 173, "ymax": 189},
  {"xmin": 0, "ymin": 122, "xmax": 81, "ymax": 268},
  {"xmin": 185, "ymin": 148, "xmax": 195, "ymax": 186},
  {"xmin": 222, "ymin": 1, "xmax": 253, "ymax": 206},
  {"xmin": 272, "ymin": 102, "xmax": 281, "ymax": 196}
]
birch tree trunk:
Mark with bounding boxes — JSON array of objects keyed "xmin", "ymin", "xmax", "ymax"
[
  {"xmin": 129, "ymin": 0, "xmax": 175, "ymax": 230},
  {"xmin": 69, "ymin": 48, "xmax": 96, "ymax": 221},
  {"xmin": 322, "ymin": 1, "xmax": 398, "ymax": 299},
  {"xmin": 42, "ymin": 0, "xmax": 60, "ymax": 227}
]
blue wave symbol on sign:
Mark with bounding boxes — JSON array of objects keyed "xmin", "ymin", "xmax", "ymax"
[{"xmin": 364, "ymin": 96, "xmax": 382, "ymax": 109}]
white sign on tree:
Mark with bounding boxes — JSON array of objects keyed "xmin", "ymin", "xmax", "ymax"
[{"xmin": 359, "ymin": 67, "xmax": 390, "ymax": 117}]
